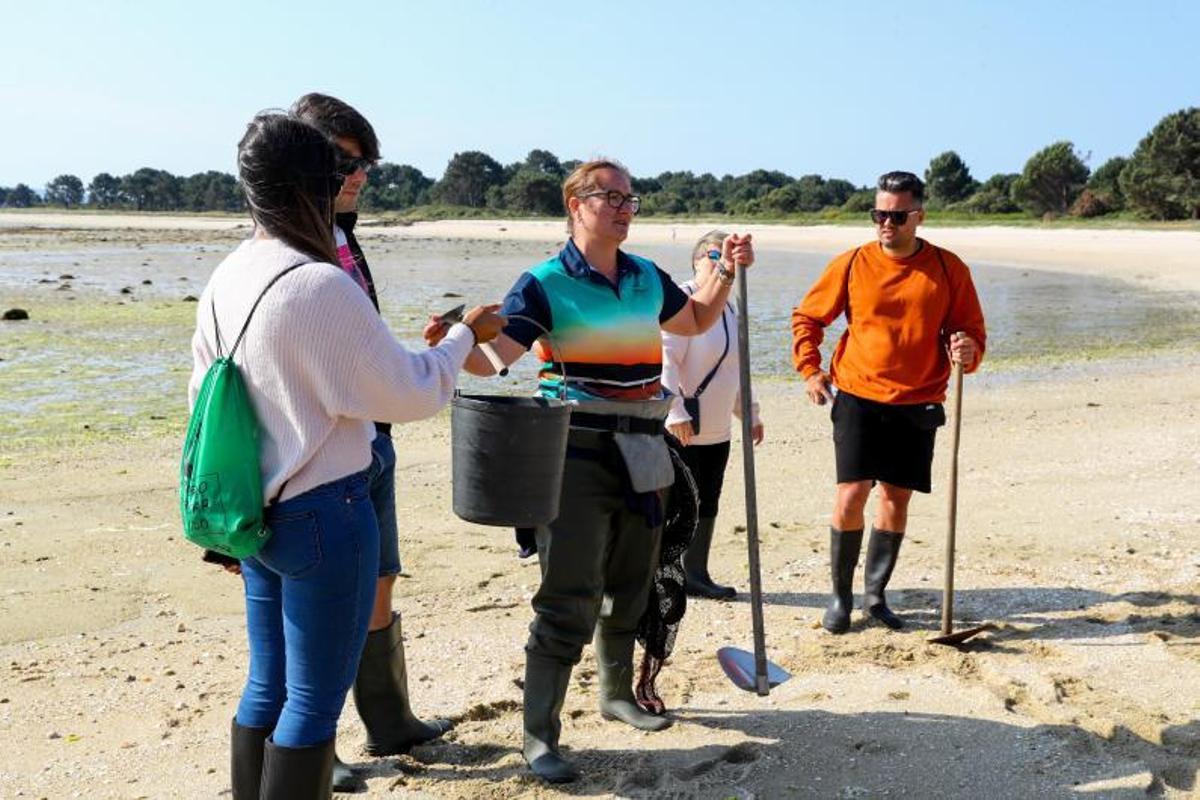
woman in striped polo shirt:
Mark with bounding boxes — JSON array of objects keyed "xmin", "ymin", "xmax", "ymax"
[{"xmin": 430, "ymin": 159, "xmax": 754, "ymax": 783}]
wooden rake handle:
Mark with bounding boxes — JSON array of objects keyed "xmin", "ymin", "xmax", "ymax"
[{"xmin": 941, "ymin": 360, "xmax": 965, "ymax": 637}]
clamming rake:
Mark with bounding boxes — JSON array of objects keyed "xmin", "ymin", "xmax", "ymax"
[{"xmin": 928, "ymin": 360, "xmax": 994, "ymax": 646}]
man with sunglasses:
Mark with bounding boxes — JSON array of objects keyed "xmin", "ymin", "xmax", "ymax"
[
  {"xmin": 291, "ymin": 93, "xmax": 452, "ymax": 793},
  {"xmin": 791, "ymin": 171, "xmax": 986, "ymax": 635}
]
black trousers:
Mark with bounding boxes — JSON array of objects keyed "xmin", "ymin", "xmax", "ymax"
[{"xmin": 678, "ymin": 440, "xmax": 731, "ymax": 519}]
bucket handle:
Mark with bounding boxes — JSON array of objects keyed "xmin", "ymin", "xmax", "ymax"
[{"xmin": 506, "ymin": 313, "xmax": 569, "ymax": 401}]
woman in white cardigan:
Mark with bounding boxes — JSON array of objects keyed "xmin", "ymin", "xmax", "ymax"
[
  {"xmin": 191, "ymin": 112, "xmax": 503, "ymax": 799},
  {"xmin": 661, "ymin": 230, "xmax": 765, "ymax": 599}
]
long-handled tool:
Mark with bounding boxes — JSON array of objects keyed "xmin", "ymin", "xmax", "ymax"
[
  {"xmin": 716, "ymin": 259, "xmax": 791, "ymax": 694},
  {"xmin": 929, "ymin": 359, "xmax": 993, "ymax": 646}
]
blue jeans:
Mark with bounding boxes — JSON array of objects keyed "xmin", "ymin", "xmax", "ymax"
[
  {"xmin": 235, "ymin": 470, "xmax": 379, "ymax": 747},
  {"xmin": 368, "ymin": 433, "xmax": 401, "ymax": 576}
]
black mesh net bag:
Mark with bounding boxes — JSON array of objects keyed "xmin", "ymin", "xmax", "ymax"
[{"xmin": 635, "ymin": 438, "xmax": 698, "ymax": 714}]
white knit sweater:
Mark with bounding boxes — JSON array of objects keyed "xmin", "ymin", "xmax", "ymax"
[
  {"xmin": 188, "ymin": 236, "xmax": 475, "ymax": 502},
  {"xmin": 661, "ymin": 279, "xmax": 761, "ymax": 446}
]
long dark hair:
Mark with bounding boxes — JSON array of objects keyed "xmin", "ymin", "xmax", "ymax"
[{"xmin": 237, "ymin": 112, "xmax": 339, "ymax": 265}]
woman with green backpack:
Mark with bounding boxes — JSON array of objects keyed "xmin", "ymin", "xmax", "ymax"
[{"xmin": 187, "ymin": 111, "xmax": 503, "ymax": 800}]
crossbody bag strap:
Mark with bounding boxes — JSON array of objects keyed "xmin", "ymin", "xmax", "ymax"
[
  {"xmin": 677, "ymin": 284, "xmax": 731, "ymax": 398},
  {"xmin": 693, "ymin": 305, "xmax": 731, "ymax": 398}
]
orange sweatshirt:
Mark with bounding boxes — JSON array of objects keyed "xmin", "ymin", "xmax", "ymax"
[{"xmin": 791, "ymin": 240, "xmax": 986, "ymax": 404}]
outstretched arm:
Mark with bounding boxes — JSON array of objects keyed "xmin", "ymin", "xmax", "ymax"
[{"xmin": 662, "ymin": 234, "xmax": 755, "ymax": 335}]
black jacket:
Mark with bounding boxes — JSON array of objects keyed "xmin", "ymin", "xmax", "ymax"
[{"xmin": 336, "ymin": 212, "xmax": 391, "ymax": 437}]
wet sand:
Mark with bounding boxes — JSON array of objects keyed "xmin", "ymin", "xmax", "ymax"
[{"xmin": 0, "ymin": 214, "xmax": 1197, "ymax": 798}]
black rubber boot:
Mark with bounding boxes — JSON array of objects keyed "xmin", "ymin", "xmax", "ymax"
[
  {"xmin": 353, "ymin": 613, "xmax": 453, "ymax": 757},
  {"xmin": 331, "ymin": 752, "xmax": 366, "ymax": 793},
  {"xmin": 595, "ymin": 631, "xmax": 672, "ymax": 732},
  {"xmin": 230, "ymin": 717, "xmax": 271, "ymax": 800},
  {"xmin": 863, "ymin": 527, "xmax": 905, "ymax": 630},
  {"xmin": 683, "ymin": 517, "xmax": 737, "ymax": 600},
  {"xmin": 260, "ymin": 737, "xmax": 335, "ymax": 800},
  {"xmin": 822, "ymin": 527, "xmax": 863, "ymax": 634},
  {"xmin": 522, "ymin": 652, "xmax": 579, "ymax": 784}
]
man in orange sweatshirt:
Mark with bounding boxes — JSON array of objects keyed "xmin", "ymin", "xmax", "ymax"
[{"xmin": 791, "ymin": 171, "xmax": 986, "ymax": 634}]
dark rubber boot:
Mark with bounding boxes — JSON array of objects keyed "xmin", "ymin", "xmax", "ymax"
[
  {"xmin": 863, "ymin": 527, "xmax": 905, "ymax": 630},
  {"xmin": 822, "ymin": 527, "xmax": 863, "ymax": 633},
  {"xmin": 260, "ymin": 737, "xmax": 335, "ymax": 800},
  {"xmin": 522, "ymin": 652, "xmax": 579, "ymax": 784},
  {"xmin": 683, "ymin": 517, "xmax": 737, "ymax": 600},
  {"xmin": 230, "ymin": 717, "xmax": 271, "ymax": 800},
  {"xmin": 353, "ymin": 613, "xmax": 453, "ymax": 757},
  {"xmin": 595, "ymin": 631, "xmax": 672, "ymax": 732},
  {"xmin": 331, "ymin": 752, "xmax": 366, "ymax": 793}
]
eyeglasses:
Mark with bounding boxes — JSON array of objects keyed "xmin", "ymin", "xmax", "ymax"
[
  {"xmin": 706, "ymin": 249, "xmax": 721, "ymax": 260},
  {"xmin": 578, "ymin": 189, "xmax": 641, "ymax": 214},
  {"xmin": 335, "ymin": 155, "xmax": 374, "ymax": 180},
  {"xmin": 870, "ymin": 208, "xmax": 920, "ymax": 225}
]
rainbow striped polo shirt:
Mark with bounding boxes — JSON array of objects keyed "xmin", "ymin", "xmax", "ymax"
[{"xmin": 501, "ymin": 239, "xmax": 688, "ymax": 401}]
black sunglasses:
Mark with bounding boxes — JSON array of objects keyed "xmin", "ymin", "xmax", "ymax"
[
  {"xmin": 335, "ymin": 155, "xmax": 373, "ymax": 179},
  {"xmin": 870, "ymin": 208, "xmax": 920, "ymax": 225}
]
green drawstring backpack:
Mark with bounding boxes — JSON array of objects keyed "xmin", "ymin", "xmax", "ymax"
[{"xmin": 179, "ymin": 261, "xmax": 308, "ymax": 559}]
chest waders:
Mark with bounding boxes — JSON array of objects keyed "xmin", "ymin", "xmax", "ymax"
[
  {"xmin": 516, "ymin": 254, "xmax": 676, "ymax": 783},
  {"xmin": 522, "ymin": 417, "xmax": 673, "ymax": 783}
]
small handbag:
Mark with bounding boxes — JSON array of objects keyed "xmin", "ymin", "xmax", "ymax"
[{"xmin": 679, "ymin": 304, "xmax": 730, "ymax": 435}]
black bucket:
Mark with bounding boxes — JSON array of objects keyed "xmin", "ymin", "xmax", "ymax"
[{"xmin": 451, "ymin": 393, "xmax": 571, "ymax": 527}]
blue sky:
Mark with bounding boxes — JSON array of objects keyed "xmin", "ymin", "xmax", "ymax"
[{"xmin": 3, "ymin": 1, "xmax": 1197, "ymax": 188}]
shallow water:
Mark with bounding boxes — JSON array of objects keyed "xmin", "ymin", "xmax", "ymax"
[
  {"xmin": 1, "ymin": 233, "xmax": 1198, "ymax": 449},
  {"xmin": 355, "ymin": 238, "xmax": 1200, "ymax": 392}
]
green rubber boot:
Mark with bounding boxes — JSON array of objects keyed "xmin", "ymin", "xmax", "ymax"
[
  {"xmin": 595, "ymin": 631, "xmax": 672, "ymax": 732},
  {"xmin": 353, "ymin": 613, "xmax": 453, "ymax": 756},
  {"xmin": 522, "ymin": 652, "xmax": 579, "ymax": 784},
  {"xmin": 683, "ymin": 517, "xmax": 737, "ymax": 600}
]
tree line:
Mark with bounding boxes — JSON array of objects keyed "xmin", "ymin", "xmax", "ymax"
[{"xmin": 2, "ymin": 107, "xmax": 1196, "ymax": 221}]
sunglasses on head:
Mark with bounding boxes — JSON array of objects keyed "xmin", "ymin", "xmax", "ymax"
[{"xmin": 870, "ymin": 208, "xmax": 920, "ymax": 225}]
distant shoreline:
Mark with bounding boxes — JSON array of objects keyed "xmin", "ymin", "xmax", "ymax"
[
  {"xmin": 5, "ymin": 211, "xmax": 1198, "ymax": 293},
  {"xmin": 2, "ymin": 206, "xmax": 1198, "ymax": 232}
]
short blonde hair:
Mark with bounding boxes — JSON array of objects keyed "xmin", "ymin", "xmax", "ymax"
[
  {"xmin": 562, "ymin": 158, "xmax": 633, "ymax": 234},
  {"xmin": 691, "ymin": 229, "xmax": 729, "ymax": 269}
]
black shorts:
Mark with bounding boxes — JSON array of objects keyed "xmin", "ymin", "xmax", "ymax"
[{"xmin": 832, "ymin": 390, "xmax": 945, "ymax": 493}]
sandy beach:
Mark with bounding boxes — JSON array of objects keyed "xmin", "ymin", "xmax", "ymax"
[{"xmin": 0, "ymin": 214, "xmax": 1197, "ymax": 799}]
